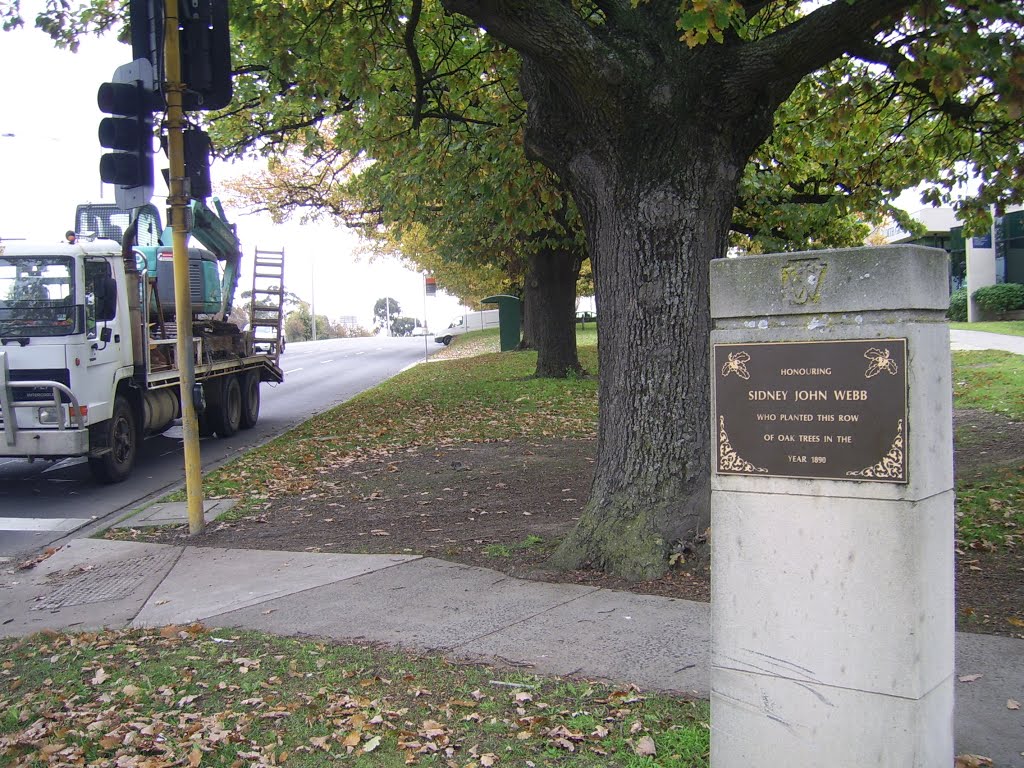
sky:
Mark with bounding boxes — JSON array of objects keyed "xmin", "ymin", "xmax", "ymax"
[{"xmin": 0, "ymin": 9, "xmax": 465, "ymax": 331}]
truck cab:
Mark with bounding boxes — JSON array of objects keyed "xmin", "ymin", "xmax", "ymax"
[{"xmin": 1, "ymin": 240, "xmax": 132, "ymax": 476}]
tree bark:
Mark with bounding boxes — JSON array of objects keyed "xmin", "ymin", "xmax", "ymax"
[
  {"xmin": 521, "ymin": 245, "xmax": 583, "ymax": 377},
  {"xmin": 542, "ymin": 129, "xmax": 744, "ymax": 578}
]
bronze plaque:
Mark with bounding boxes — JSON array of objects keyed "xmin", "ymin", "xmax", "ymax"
[{"xmin": 714, "ymin": 339, "xmax": 908, "ymax": 482}]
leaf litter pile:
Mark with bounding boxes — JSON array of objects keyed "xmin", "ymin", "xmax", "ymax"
[
  {"xmin": 0, "ymin": 626, "xmax": 709, "ymax": 767},
  {"xmin": 110, "ymin": 344, "xmax": 1021, "ymax": 637}
]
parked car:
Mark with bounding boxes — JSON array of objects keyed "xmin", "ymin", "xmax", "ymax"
[{"xmin": 434, "ymin": 310, "xmax": 500, "ymax": 345}]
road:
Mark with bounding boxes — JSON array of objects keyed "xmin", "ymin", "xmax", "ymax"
[{"xmin": 0, "ymin": 336, "xmax": 439, "ymax": 560}]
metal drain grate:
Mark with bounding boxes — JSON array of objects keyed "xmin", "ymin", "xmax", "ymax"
[{"xmin": 34, "ymin": 549, "xmax": 179, "ymax": 610}]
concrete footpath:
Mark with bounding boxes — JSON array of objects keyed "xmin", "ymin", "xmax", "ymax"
[
  {"xmin": 950, "ymin": 328, "xmax": 1024, "ymax": 354},
  {"xmin": 1, "ymin": 539, "xmax": 1021, "ymax": 765}
]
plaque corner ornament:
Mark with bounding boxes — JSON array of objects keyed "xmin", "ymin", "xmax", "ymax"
[
  {"xmin": 718, "ymin": 416, "xmax": 768, "ymax": 474},
  {"xmin": 863, "ymin": 346, "xmax": 899, "ymax": 378},
  {"xmin": 721, "ymin": 350, "xmax": 752, "ymax": 379},
  {"xmin": 846, "ymin": 418, "xmax": 906, "ymax": 481}
]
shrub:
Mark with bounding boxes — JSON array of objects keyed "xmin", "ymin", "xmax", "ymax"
[
  {"xmin": 947, "ymin": 287, "xmax": 968, "ymax": 321},
  {"xmin": 972, "ymin": 283, "xmax": 1024, "ymax": 314}
]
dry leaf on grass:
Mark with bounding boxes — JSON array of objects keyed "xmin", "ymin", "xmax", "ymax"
[
  {"xmin": 954, "ymin": 755, "xmax": 993, "ymax": 768},
  {"xmin": 633, "ymin": 735, "xmax": 657, "ymax": 756}
]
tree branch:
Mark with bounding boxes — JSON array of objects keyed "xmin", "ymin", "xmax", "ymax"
[
  {"xmin": 592, "ymin": 0, "xmax": 632, "ymax": 27},
  {"xmin": 404, "ymin": 0, "xmax": 426, "ymax": 128},
  {"xmin": 737, "ymin": 0, "xmax": 914, "ymax": 93},
  {"xmin": 439, "ymin": 0, "xmax": 612, "ymax": 88}
]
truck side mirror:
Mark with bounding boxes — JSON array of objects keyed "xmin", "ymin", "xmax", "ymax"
[{"xmin": 95, "ymin": 276, "xmax": 118, "ymax": 321}]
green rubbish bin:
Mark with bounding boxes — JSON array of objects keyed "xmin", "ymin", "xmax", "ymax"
[{"xmin": 481, "ymin": 294, "xmax": 522, "ymax": 352}]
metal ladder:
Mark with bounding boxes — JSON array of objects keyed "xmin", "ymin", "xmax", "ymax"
[{"xmin": 249, "ymin": 247, "xmax": 286, "ymax": 360}]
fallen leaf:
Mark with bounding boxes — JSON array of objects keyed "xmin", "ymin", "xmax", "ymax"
[
  {"xmin": 363, "ymin": 735, "xmax": 381, "ymax": 753},
  {"xmin": 342, "ymin": 732, "xmax": 361, "ymax": 748},
  {"xmin": 188, "ymin": 748, "xmax": 202, "ymax": 767},
  {"xmin": 958, "ymin": 673, "xmax": 983, "ymax": 683},
  {"xmin": 633, "ymin": 735, "xmax": 657, "ymax": 756},
  {"xmin": 1008, "ymin": 699, "xmax": 1020, "ymax": 710},
  {"xmin": 954, "ymin": 755, "xmax": 993, "ymax": 768},
  {"xmin": 91, "ymin": 668, "xmax": 109, "ymax": 685},
  {"xmin": 1008, "ymin": 617, "xmax": 1024, "ymax": 628}
]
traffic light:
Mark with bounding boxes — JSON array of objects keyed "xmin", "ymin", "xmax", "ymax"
[
  {"xmin": 97, "ymin": 59, "xmax": 156, "ymax": 210},
  {"xmin": 179, "ymin": 0, "xmax": 233, "ymax": 111},
  {"xmin": 161, "ymin": 128, "xmax": 213, "ymax": 200}
]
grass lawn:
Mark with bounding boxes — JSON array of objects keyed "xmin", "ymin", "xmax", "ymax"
[
  {"xmin": 952, "ymin": 349, "xmax": 1024, "ymax": 420},
  {"xmin": 950, "ymin": 320, "xmax": 1024, "ymax": 337},
  {"xmin": 0, "ymin": 627, "xmax": 709, "ymax": 767},
  {"xmin": 165, "ymin": 335, "xmax": 1024, "ymax": 552}
]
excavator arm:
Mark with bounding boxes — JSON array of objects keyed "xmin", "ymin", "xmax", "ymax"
[{"xmin": 159, "ymin": 198, "xmax": 241, "ymax": 321}]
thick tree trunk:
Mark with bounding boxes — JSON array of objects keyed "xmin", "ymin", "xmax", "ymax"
[
  {"xmin": 546, "ymin": 130, "xmax": 747, "ymax": 579},
  {"xmin": 519, "ymin": 290, "xmax": 536, "ymax": 350},
  {"xmin": 521, "ymin": 245, "xmax": 583, "ymax": 377}
]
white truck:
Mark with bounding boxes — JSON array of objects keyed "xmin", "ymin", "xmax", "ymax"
[
  {"xmin": 434, "ymin": 309, "xmax": 500, "ymax": 345},
  {"xmin": 0, "ymin": 203, "xmax": 284, "ymax": 483}
]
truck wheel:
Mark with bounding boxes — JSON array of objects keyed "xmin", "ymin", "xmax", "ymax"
[
  {"xmin": 88, "ymin": 396, "xmax": 137, "ymax": 484},
  {"xmin": 213, "ymin": 375, "xmax": 242, "ymax": 437},
  {"xmin": 240, "ymin": 371, "xmax": 260, "ymax": 429},
  {"xmin": 441, "ymin": 335, "xmax": 452, "ymax": 345}
]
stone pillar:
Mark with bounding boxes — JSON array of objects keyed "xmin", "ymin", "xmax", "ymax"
[{"xmin": 709, "ymin": 246, "xmax": 954, "ymax": 767}]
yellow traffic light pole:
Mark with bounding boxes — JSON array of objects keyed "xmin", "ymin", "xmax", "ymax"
[{"xmin": 164, "ymin": 0, "xmax": 205, "ymax": 534}]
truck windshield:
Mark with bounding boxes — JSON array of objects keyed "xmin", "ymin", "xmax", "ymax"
[{"xmin": 0, "ymin": 256, "xmax": 81, "ymax": 337}]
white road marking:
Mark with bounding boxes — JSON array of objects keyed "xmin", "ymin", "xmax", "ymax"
[
  {"xmin": 284, "ymin": 367, "xmax": 304, "ymax": 374},
  {"xmin": 0, "ymin": 517, "xmax": 87, "ymax": 532},
  {"xmin": 320, "ymin": 359, "xmax": 334, "ymax": 364}
]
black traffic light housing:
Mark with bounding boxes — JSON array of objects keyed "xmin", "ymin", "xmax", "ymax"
[
  {"xmin": 130, "ymin": 0, "xmax": 233, "ymax": 112},
  {"xmin": 98, "ymin": 59, "xmax": 156, "ymax": 210},
  {"xmin": 179, "ymin": 0, "xmax": 233, "ymax": 111},
  {"xmin": 160, "ymin": 128, "xmax": 213, "ymax": 200}
]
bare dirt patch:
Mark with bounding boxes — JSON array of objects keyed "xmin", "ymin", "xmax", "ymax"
[{"xmin": 118, "ymin": 409, "xmax": 1021, "ymax": 637}]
